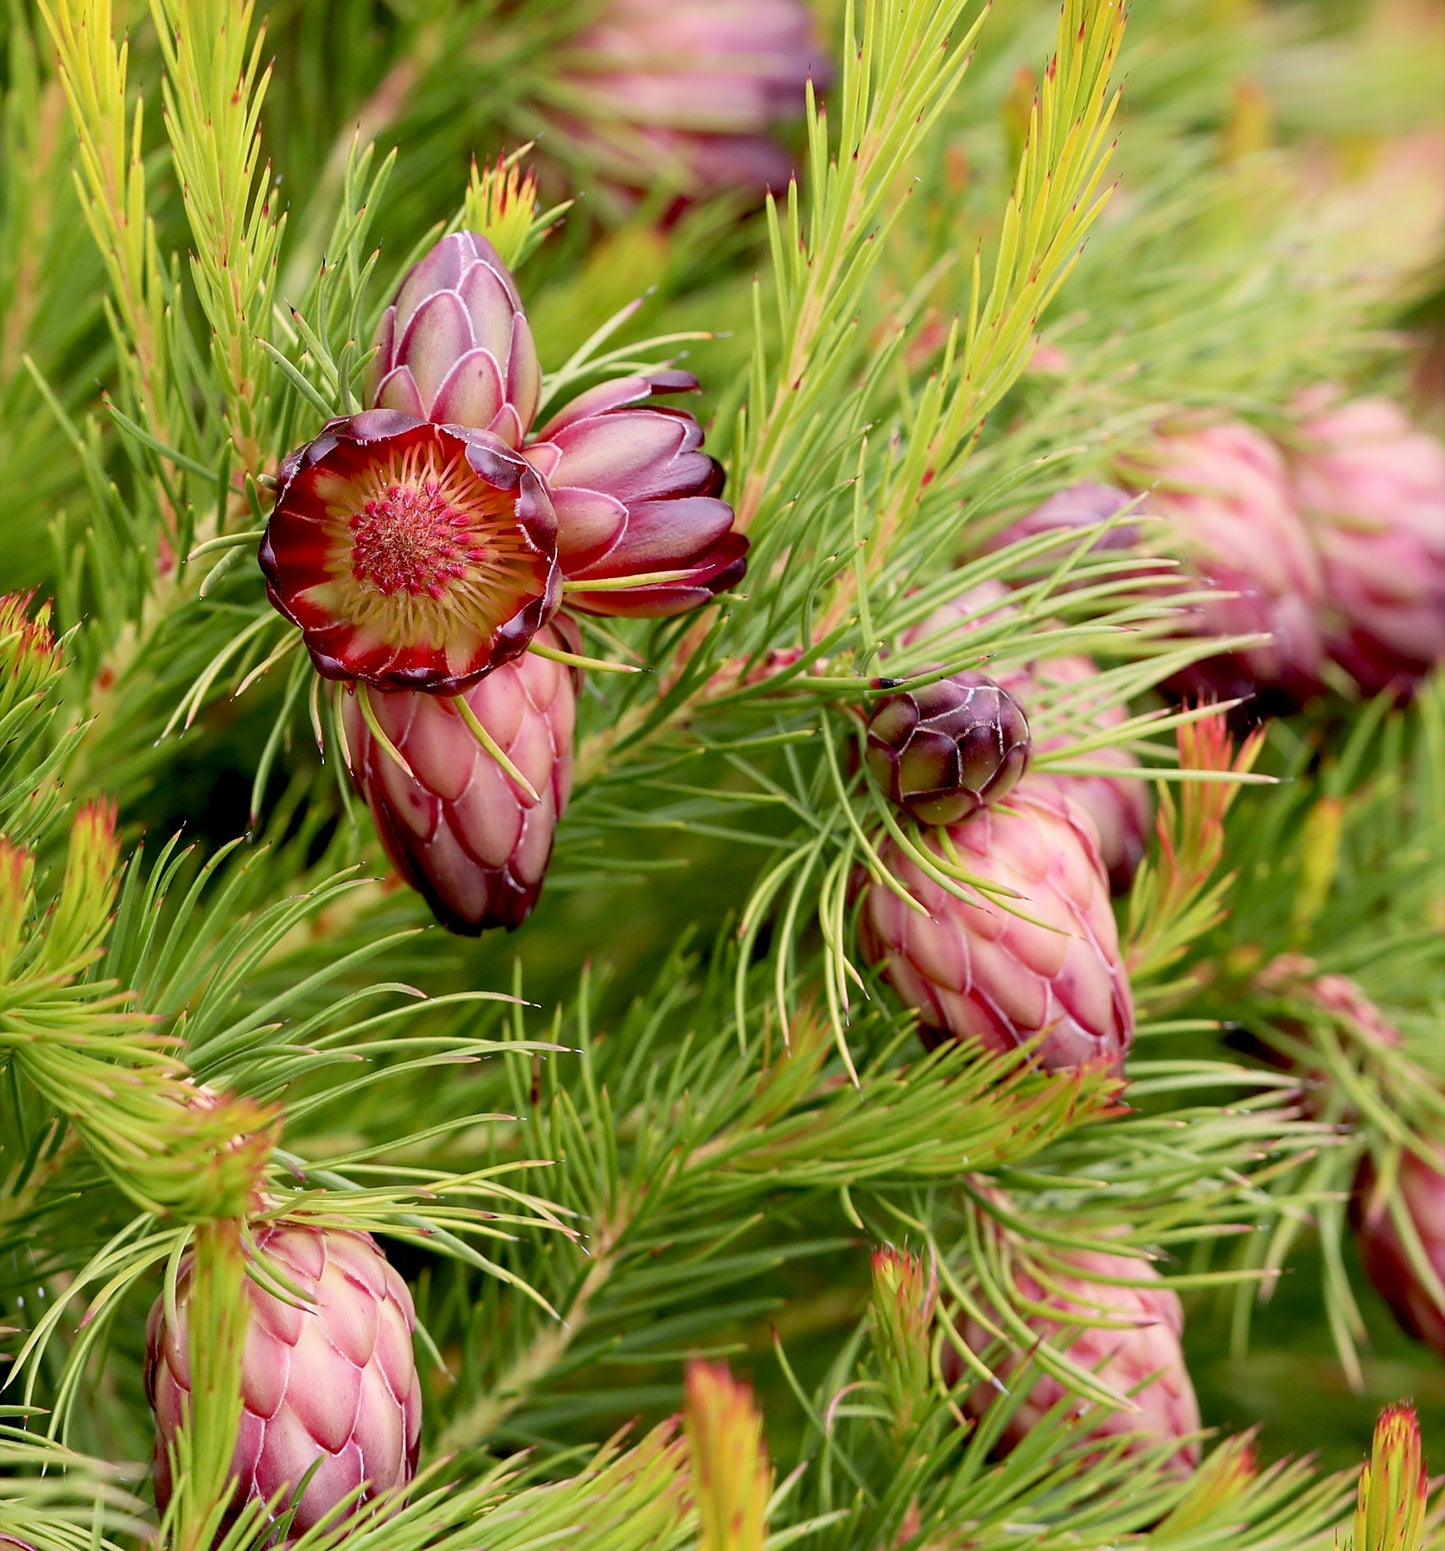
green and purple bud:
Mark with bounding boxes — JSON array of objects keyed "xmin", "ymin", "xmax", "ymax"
[
  {"xmin": 260, "ymin": 411, "xmax": 560, "ymax": 693},
  {"xmin": 369, "ymin": 231, "xmax": 541, "ymax": 447},
  {"xmin": 865, "ymin": 670, "xmax": 1030, "ymax": 826},
  {"xmin": 525, "ymin": 371, "xmax": 747, "ymax": 617},
  {"xmin": 145, "ymin": 1223, "xmax": 421, "ymax": 1536},
  {"xmin": 341, "ymin": 622, "xmax": 578, "ymax": 934},
  {"xmin": 1287, "ymin": 393, "xmax": 1445, "ymax": 698}
]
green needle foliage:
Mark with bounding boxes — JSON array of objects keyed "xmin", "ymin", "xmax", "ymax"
[{"xmin": 2, "ymin": 0, "xmax": 1442, "ymax": 1545}]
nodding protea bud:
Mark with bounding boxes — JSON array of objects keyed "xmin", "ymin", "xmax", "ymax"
[
  {"xmin": 1287, "ymin": 394, "xmax": 1445, "ymax": 698},
  {"xmin": 260, "ymin": 411, "xmax": 560, "ymax": 693},
  {"xmin": 945, "ymin": 1247, "xmax": 1201, "ymax": 1475},
  {"xmin": 342, "ymin": 623, "xmax": 578, "ymax": 934},
  {"xmin": 1353, "ymin": 1143, "xmax": 1445, "ymax": 1357},
  {"xmin": 545, "ymin": 0, "xmax": 827, "ymax": 203},
  {"xmin": 524, "ymin": 371, "xmax": 747, "ymax": 617},
  {"xmin": 369, "ymin": 231, "xmax": 541, "ymax": 448},
  {"xmin": 901, "ymin": 584, "xmax": 1152, "ymax": 892},
  {"xmin": 1116, "ymin": 420, "xmax": 1326, "ymax": 711},
  {"xmin": 865, "ymin": 671, "xmax": 1031, "ymax": 825},
  {"xmin": 145, "ymin": 1223, "xmax": 421, "ymax": 1536},
  {"xmin": 858, "ymin": 782, "xmax": 1134, "ymax": 1076}
]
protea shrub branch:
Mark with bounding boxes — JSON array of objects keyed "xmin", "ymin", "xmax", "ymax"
[{"xmin": 4, "ymin": 0, "xmax": 1443, "ymax": 1542}]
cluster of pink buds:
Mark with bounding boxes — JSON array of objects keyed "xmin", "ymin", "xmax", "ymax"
[
  {"xmin": 260, "ymin": 229, "xmax": 747, "ymax": 933},
  {"xmin": 1108, "ymin": 397, "xmax": 1445, "ymax": 709}
]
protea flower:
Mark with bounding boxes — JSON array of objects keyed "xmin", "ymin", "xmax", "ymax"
[
  {"xmin": 368, "ymin": 231, "xmax": 541, "ymax": 448},
  {"xmin": 341, "ymin": 622, "xmax": 578, "ymax": 934},
  {"xmin": 901, "ymin": 584, "xmax": 1152, "ymax": 892},
  {"xmin": 523, "ymin": 371, "xmax": 748, "ymax": 617},
  {"xmin": 260, "ymin": 411, "xmax": 560, "ymax": 692},
  {"xmin": 1353, "ymin": 1143, "xmax": 1445, "ymax": 1357},
  {"xmin": 145, "ymin": 1223, "xmax": 421, "ymax": 1536},
  {"xmin": 1116, "ymin": 420, "xmax": 1326, "ymax": 710},
  {"xmin": 865, "ymin": 671, "xmax": 1031, "ymax": 825},
  {"xmin": 1287, "ymin": 393, "xmax": 1445, "ymax": 698},
  {"xmin": 946, "ymin": 1247, "xmax": 1201, "ymax": 1474},
  {"xmin": 544, "ymin": 0, "xmax": 827, "ymax": 203},
  {"xmin": 858, "ymin": 782, "xmax": 1134, "ymax": 1076}
]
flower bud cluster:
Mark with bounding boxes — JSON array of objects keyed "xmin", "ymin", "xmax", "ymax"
[
  {"xmin": 261, "ymin": 228, "xmax": 748, "ymax": 934},
  {"xmin": 1096, "ymin": 397, "xmax": 1445, "ymax": 709}
]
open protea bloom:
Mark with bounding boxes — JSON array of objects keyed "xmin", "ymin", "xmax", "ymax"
[
  {"xmin": 1287, "ymin": 393, "xmax": 1445, "ymax": 698},
  {"xmin": 341, "ymin": 622, "xmax": 578, "ymax": 934},
  {"xmin": 544, "ymin": 0, "xmax": 826, "ymax": 202},
  {"xmin": 524, "ymin": 371, "xmax": 748, "ymax": 617},
  {"xmin": 368, "ymin": 231, "xmax": 541, "ymax": 448},
  {"xmin": 260, "ymin": 410, "xmax": 560, "ymax": 692}
]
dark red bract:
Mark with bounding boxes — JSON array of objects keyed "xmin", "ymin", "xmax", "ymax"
[{"xmin": 260, "ymin": 410, "xmax": 560, "ymax": 693}]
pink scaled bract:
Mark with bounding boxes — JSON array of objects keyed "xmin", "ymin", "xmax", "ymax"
[
  {"xmin": 145, "ymin": 1223, "xmax": 421, "ymax": 1537},
  {"xmin": 858, "ymin": 780, "xmax": 1135, "ymax": 1077},
  {"xmin": 1287, "ymin": 392, "xmax": 1445, "ymax": 698},
  {"xmin": 341, "ymin": 622, "xmax": 578, "ymax": 935},
  {"xmin": 547, "ymin": 0, "xmax": 827, "ymax": 202},
  {"xmin": 1116, "ymin": 420, "xmax": 1327, "ymax": 711},
  {"xmin": 946, "ymin": 1246, "xmax": 1201, "ymax": 1475}
]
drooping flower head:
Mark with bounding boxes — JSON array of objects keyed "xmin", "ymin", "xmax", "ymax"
[
  {"xmin": 545, "ymin": 0, "xmax": 828, "ymax": 203},
  {"xmin": 524, "ymin": 370, "xmax": 748, "ymax": 617},
  {"xmin": 260, "ymin": 410, "xmax": 560, "ymax": 692},
  {"xmin": 369, "ymin": 231, "xmax": 541, "ymax": 448}
]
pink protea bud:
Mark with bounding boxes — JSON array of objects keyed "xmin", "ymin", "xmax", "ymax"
[
  {"xmin": 989, "ymin": 481, "xmax": 1142, "ymax": 557},
  {"xmin": 524, "ymin": 371, "xmax": 747, "ymax": 617},
  {"xmin": 548, "ymin": 0, "xmax": 828, "ymax": 202},
  {"xmin": 368, "ymin": 231, "xmax": 542, "ymax": 448},
  {"xmin": 946, "ymin": 1247, "xmax": 1201, "ymax": 1475},
  {"xmin": 1115, "ymin": 421, "xmax": 1326, "ymax": 710},
  {"xmin": 858, "ymin": 781, "xmax": 1134, "ymax": 1076},
  {"xmin": 1353, "ymin": 1143, "xmax": 1445, "ymax": 1357},
  {"xmin": 260, "ymin": 411, "xmax": 560, "ymax": 692},
  {"xmin": 901, "ymin": 585, "xmax": 1152, "ymax": 892},
  {"xmin": 342, "ymin": 622, "xmax": 578, "ymax": 934},
  {"xmin": 865, "ymin": 671, "xmax": 1031, "ymax": 825},
  {"xmin": 1287, "ymin": 394, "xmax": 1445, "ymax": 698},
  {"xmin": 144, "ymin": 1222, "xmax": 421, "ymax": 1536}
]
